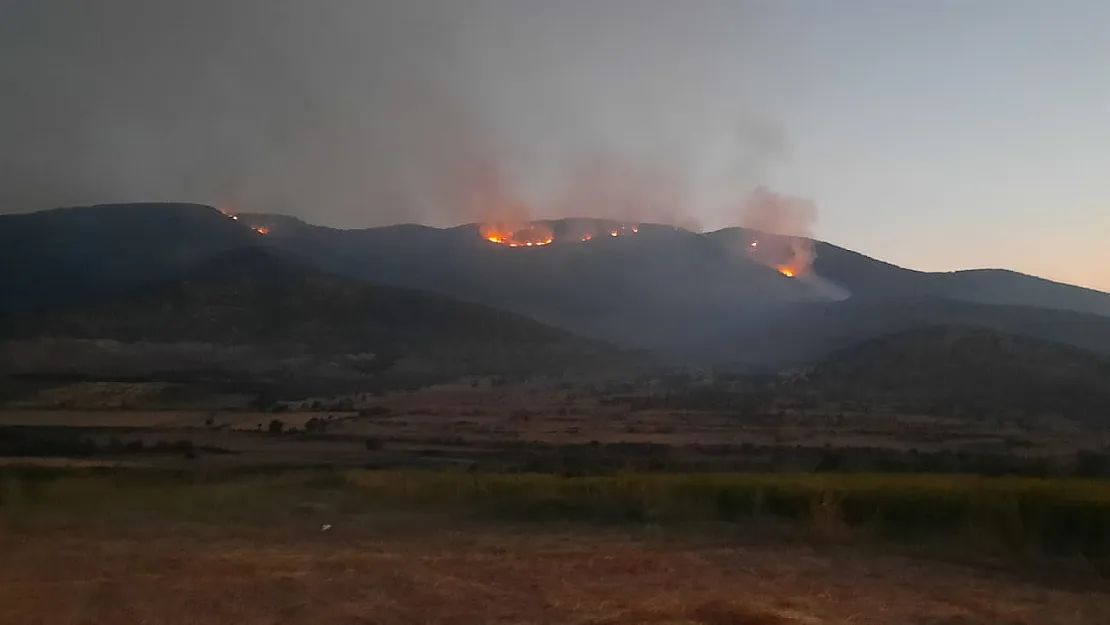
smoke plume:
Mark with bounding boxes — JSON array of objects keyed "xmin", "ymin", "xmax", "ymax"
[
  {"xmin": 0, "ymin": 1, "xmax": 795, "ymax": 232},
  {"xmin": 741, "ymin": 186, "xmax": 819, "ymax": 276}
]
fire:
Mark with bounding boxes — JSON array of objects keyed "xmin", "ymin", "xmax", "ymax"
[
  {"xmin": 578, "ymin": 223, "xmax": 639, "ymax": 242},
  {"xmin": 480, "ymin": 222, "xmax": 554, "ymax": 248},
  {"xmin": 253, "ymin": 226, "xmax": 269, "ymax": 235},
  {"xmin": 748, "ymin": 236, "xmax": 808, "ymax": 278}
]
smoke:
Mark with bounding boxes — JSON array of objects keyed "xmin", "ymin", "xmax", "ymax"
[
  {"xmin": 0, "ymin": 1, "xmax": 795, "ymax": 230},
  {"xmin": 741, "ymin": 186, "xmax": 819, "ymax": 275}
]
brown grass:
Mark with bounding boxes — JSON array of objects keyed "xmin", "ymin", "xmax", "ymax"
[{"xmin": 1, "ymin": 517, "xmax": 1106, "ymax": 625}]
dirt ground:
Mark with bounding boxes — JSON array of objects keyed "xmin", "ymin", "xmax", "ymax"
[{"xmin": 1, "ymin": 518, "xmax": 1107, "ymax": 625}]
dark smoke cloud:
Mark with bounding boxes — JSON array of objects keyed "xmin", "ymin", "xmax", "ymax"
[{"xmin": 0, "ymin": 0, "xmax": 793, "ymax": 229}]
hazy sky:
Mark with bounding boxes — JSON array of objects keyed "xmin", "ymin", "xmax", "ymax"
[{"xmin": 2, "ymin": 1, "xmax": 1108, "ymax": 291}]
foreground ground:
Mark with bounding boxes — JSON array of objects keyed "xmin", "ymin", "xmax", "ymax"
[
  {"xmin": 2, "ymin": 468, "xmax": 1110, "ymax": 624},
  {"xmin": 3, "ymin": 516, "xmax": 1109, "ymax": 625}
]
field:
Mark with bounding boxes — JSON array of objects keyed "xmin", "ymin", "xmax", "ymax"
[
  {"xmin": 4, "ymin": 380, "xmax": 1110, "ymax": 623},
  {"xmin": 3, "ymin": 468, "xmax": 1110, "ymax": 624},
  {"xmin": 3, "ymin": 380, "xmax": 1108, "ymax": 476}
]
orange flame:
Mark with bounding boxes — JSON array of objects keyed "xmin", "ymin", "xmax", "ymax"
[
  {"xmin": 748, "ymin": 237, "xmax": 808, "ymax": 278},
  {"xmin": 480, "ymin": 222, "xmax": 554, "ymax": 248},
  {"xmin": 253, "ymin": 226, "xmax": 269, "ymax": 235}
]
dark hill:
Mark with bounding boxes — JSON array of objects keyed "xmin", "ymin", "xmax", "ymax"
[
  {"xmin": 929, "ymin": 269, "xmax": 1110, "ymax": 317},
  {"xmin": 7, "ymin": 203, "xmax": 1110, "ymax": 366},
  {"xmin": 722, "ymin": 298, "xmax": 1110, "ymax": 368},
  {"xmin": 2, "ymin": 248, "xmax": 629, "ymax": 381},
  {"xmin": 239, "ymin": 215, "xmax": 817, "ymax": 350},
  {"xmin": 801, "ymin": 326, "xmax": 1110, "ymax": 422},
  {"xmin": 0, "ymin": 203, "xmax": 264, "ymax": 312}
]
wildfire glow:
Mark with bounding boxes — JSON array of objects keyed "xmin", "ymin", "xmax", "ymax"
[
  {"xmin": 778, "ymin": 266, "xmax": 796, "ymax": 278},
  {"xmin": 253, "ymin": 226, "xmax": 269, "ymax": 235},
  {"xmin": 480, "ymin": 222, "xmax": 554, "ymax": 248}
]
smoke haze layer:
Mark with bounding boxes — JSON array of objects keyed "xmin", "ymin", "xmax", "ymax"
[{"xmin": 0, "ymin": 0, "xmax": 799, "ymax": 230}]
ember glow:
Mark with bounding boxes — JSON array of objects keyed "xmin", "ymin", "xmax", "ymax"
[
  {"xmin": 579, "ymin": 223, "xmax": 639, "ymax": 242},
  {"xmin": 253, "ymin": 225, "xmax": 269, "ymax": 235},
  {"xmin": 480, "ymin": 222, "xmax": 554, "ymax": 248},
  {"xmin": 778, "ymin": 266, "xmax": 796, "ymax": 278},
  {"xmin": 606, "ymin": 224, "xmax": 639, "ymax": 238}
]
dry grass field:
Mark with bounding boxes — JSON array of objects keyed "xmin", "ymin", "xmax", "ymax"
[
  {"xmin": 3, "ymin": 515, "xmax": 1109, "ymax": 625},
  {"xmin": 4, "ymin": 377, "xmax": 1110, "ymax": 624}
]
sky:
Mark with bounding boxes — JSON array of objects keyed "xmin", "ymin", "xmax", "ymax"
[{"xmin": 1, "ymin": 0, "xmax": 1108, "ymax": 291}]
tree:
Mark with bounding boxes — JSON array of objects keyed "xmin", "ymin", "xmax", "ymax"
[{"xmin": 268, "ymin": 419, "xmax": 285, "ymax": 435}]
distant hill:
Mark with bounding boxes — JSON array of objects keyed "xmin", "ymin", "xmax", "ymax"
[
  {"xmin": 6, "ymin": 203, "xmax": 1110, "ymax": 367},
  {"xmin": 239, "ymin": 214, "xmax": 817, "ymax": 350},
  {"xmin": 1, "ymin": 248, "xmax": 631, "ymax": 387},
  {"xmin": 0, "ymin": 203, "xmax": 263, "ymax": 312},
  {"xmin": 721, "ymin": 297, "xmax": 1110, "ymax": 368},
  {"xmin": 800, "ymin": 326, "xmax": 1110, "ymax": 422},
  {"xmin": 713, "ymin": 227, "xmax": 1110, "ymax": 316},
  {"xmin": 928, "ymin": 269, "xmax": 1110, "ymax": 317}
]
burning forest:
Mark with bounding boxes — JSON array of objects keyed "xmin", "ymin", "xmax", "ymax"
[
  {"xmin": 480, "ymin": 222, "xmax": 554, "ymax": 247},
  {"xmin": 479, "ymin": 220, "xmax": 641, "ymax": 247}
]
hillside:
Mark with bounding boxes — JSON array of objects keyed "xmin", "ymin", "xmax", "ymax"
[
  {"xmin": 0, "ymin": 203, "xmax": 264, "ymax": 312},
  {"xmin": 801, "ymin": 326, "xmax": 1110, "ymax": 422},
  {"xmin": 721, "ymin": 297, "xmax": 1110, "ymax": 368},
  {"xmin": 712, "ymin": 227, "xmax": 1110, "ymax": 316},
  {"xmin": 6, "ymin": 203, "xmax": 1110, "ymax": 366},
  {"xmin": 1, "ymin": 248, "xmax": 631, "ymax": 392},
  {"xmin": 929, "ymin": 268, "xmax": 1110, "ymax": 316},
  {"xmin": 239, "ymin": 214, "xmax": 818, "ymax": 350}
]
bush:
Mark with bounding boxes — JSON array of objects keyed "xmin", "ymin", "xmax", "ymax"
[{"xmin": 304, "ymin": 417, "xmax": 328, "ymax": 433}]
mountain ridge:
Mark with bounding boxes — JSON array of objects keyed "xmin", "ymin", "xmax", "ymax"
[{"xmin": 5, "ymin": 202, "xmax": 1110, "ymax": 367}]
